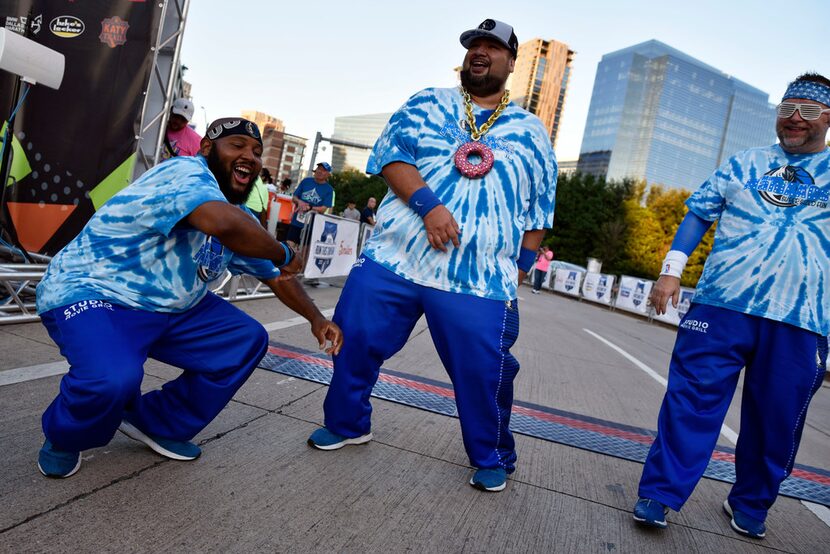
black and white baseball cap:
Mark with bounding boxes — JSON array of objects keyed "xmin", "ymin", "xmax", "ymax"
[{"xmin": 459, "ymin": 19, "xmax": 518, "ymax": 57}]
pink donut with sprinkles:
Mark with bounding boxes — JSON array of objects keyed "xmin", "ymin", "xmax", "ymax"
[{"xmin": 454, "ymin": 141, "xmax": 494, "ymax": 179}]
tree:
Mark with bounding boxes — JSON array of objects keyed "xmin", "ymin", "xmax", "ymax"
[{"xmin": 328, "ymin": 169, "xmax": 388, "ymax": 214}]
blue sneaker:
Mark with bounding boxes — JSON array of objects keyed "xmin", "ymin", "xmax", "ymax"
[
  {"xmin": 119, "ymin": 420, "xmax": 201, "ymax": 461},
  {"xmin": 723, "ymin": 500, "xmax": 766, "ymax": 539},
  {"xmin": 469, "ymin": 468, "xmax": 507, "ymax": 492},
  {"xmin": 37, "ymin": 440, "xmax": 81, "ymax": 478},
  {"xmin": 307, "ymin": 427, "xmax": 372, "ymax": 450},
  {"xmin": 633, "ymin": 498, "xmax": 669, "ymax": 528}
]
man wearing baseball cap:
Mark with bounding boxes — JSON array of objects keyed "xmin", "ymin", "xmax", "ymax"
[
  {"xmin": 163, "ymin": 97, "xmax": 202, "ymax": 159},
  {"xmin": 307, "ymin": 19, "xmax": 556, "ymax": 493},
  {"xmin": 633, "ymin": 73, "xmax": 830, "ymax": 539},
  {"xmin": 35, "ymin": 117, "xmax": 342, "ymax": 478},
  {"xmin": 286, "ymin": 161, "xmax": 335, "ymax": 247}
]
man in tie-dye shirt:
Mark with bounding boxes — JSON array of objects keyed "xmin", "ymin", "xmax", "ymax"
[
  {"xmin": 307, "ymin": 19, "xmax": 557, "ymax": 493},
  {"xmin": 633, "ymin": 74, "xmax": 830, "ymax": 539},
  {"xmin": 35, "ymin": 118, "xmax": 342, "ymax": 479}
]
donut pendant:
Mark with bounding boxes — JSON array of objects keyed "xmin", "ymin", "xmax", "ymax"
[{"xmin": 454, "ymin": 141, "xmax": 494, "ymax": 179}]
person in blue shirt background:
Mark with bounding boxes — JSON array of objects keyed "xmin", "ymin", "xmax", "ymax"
[
  {"xmin": 307, "ymin": 19, "xmax": 557, "ymax": 493},
  {"xmin": 633, "ymin": 73, "xmax": 830, "ymax": 539},
  {"xmin": 35, "ymin": 118, "xmax": 342, "ymax": 478},
  {"xmin": 286, "ymin": 162, "xmax": 334, "ymax": 247}
]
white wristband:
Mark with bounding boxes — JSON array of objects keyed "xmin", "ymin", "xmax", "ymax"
[{"xmin": 660, "ymin": 250, "xmax": 688, "ymax": 278}]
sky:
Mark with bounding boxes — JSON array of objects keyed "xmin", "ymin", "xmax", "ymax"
[{"xmin": 180, "ymin": 0, "xmax": 827, "ymax": 165}]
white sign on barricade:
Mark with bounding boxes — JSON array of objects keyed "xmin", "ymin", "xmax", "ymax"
[
  {"xmin": 652, "ymin": 287, "xmax": 696, "ymax": 326},
  {"xmin": 581, "ymin": 272, "xmax": 615, "ymax": 305},
  {"xmin": 552, "ymin": 268, "xmax": 584, "ymax": 297},
  {"xmin": 303, "ymin": 214, "xmax": 360, "ymax": 279},
  {"xmin": 615, "ymin": 275, "xmax": 653, "ymax": 315},
  {"xmin": 359, "ymin": 224, "xmax": 374, "ymax": 253}
]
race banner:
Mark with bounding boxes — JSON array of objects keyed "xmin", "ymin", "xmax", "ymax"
[
  {"xmin": 552, "ymin": 268, "xmax": 584, "ymax": 297},
  {"xmin": 652, "ymin": 287, "xmax": 696, "ymax": 326},
  {"xmin": 1, "ymin": 1, "xmax": 161, "ymax": 254},
  {"xmin": 581, "ymin": 272, "xmax": 615, "ymax": 305},
  {"xmin": 303, "ymin": 214, "xmax": 360, "ymax": 279},
  {"xmin": 614, "ymin": 275, "xmax": 653, "ymax": 315}
]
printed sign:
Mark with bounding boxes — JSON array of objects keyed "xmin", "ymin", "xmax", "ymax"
[
  {"xmin": 50, "ymin": 15, "xmax": 84, "ymax": 38},
  {"xmin": 614, "ymin": 275, "xmax": 654, "ymax": 315},
  {"xmin": 552, "ymin": 268, "xmax": 584, "ymax": 297},
  {"xmin": 581, "ymin": 272, "xmax": 615, "ymax": 305},
  {"xmin": 303, "ymin": 214, "xmax": 360, "ymax": 279}
]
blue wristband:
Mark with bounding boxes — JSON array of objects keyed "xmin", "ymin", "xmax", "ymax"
[
  {"xmin": 277, "ymin": 241, "xmax": 293, "ymax": 268},
  {"xmin": 517, "ymin": 247, "xmax": 536, "ymax": 273},
  {"xmin": 408, "ymin": 187, "xmax": 442, "ymax": 218}
]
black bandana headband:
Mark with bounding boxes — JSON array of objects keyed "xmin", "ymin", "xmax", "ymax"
[{"xmin": 205, "ymin": 118, "xmax": 263, "ymax": 146}]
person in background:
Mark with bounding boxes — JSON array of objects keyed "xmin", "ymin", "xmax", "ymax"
[
  {"xmin": 342, "ymin": 200, "xmax": 361, "ymax": 221},
  {"xmin": 286, "ymin": 163, "xmax": 334, "ymax": 247},
  {"xmin": 245, "ymin": 175, "xmax": 270, "ymax": 227},
  {"xmin": 163, "ymin": 98, "xmax": 201, "ymax": 160},
  {"xmin": 360, "ymin": 197, "xmax": 377, "ymax": 226},
  {"xmin": 531, "ymin": 245, "xmax": 553, "ymax": 294}
]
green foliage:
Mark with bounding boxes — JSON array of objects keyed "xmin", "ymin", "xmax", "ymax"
[
  {"xmin": 328, "ymin": 169, "xmax": 388, "ymax": 213},
  {"xmin": 547, "ymin": 172, "xmax": 633, "ymax": 267},
  {"xmin": 549, "ymin": 173, "xmax": 714, "ymax": 286}
]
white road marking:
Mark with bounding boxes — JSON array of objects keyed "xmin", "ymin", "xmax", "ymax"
[
  {"xmin": 0, "ymin": 309, "xmax": 336, "ymax": 387},
  {"xmin": 802, "ymin": 501, "xmax": 830, "ymax": 527},
  {"xmin": 582, "ymin": 328, "xmax": 739, "ymax": 445},
  {"xmin": 0, "ymin": 360, "xmax": 69, "ymax": 386}
]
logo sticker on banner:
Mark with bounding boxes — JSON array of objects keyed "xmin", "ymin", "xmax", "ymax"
[
  {"xmin": 99, "ymin": 16, "xmax": 129, "ymax": 48},
  {"xmin": 50, "ymin": 16, "xmax": 84, "ymax": 38},
  {"xmin": 314, "ymin": 221, "xmax": 338, "ymax": 274}
]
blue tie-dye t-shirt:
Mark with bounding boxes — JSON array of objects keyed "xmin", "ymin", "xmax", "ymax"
[
  {"xmin": 36, "ymin": 155, "xmax": 280, "ymax": 314},
  {"xmin": 363, "ymin": 87, "xmax": 558, "ymax": 301},
  {"xmin": 686, "ymin": 144, "xmax": 830, "ymax": 335}
]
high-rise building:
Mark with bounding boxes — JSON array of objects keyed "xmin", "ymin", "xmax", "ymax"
[
  {"xmin": 577, "ymin": 40, "xmax": 776, "ymax": 190},
  {"xmin": 331, "ymin": 113, "xmax": 392, "ymax": 173},
  {"xmin": 240, "ymin": 110, "xmax": 285, "ymax": 135},
  {"xmin": 510, "ymin": 38, "xmax": 574, "ymax": 147},
  {"xmin": 277, "ymin": 133, "xmax": 307, "ymax": 185},
  {"xmin": 241, "ymin": 110, "xmax": 286, "ymax": 180}
]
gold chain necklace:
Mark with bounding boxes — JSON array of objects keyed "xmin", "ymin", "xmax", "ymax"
[
  {"xmin": 454, "ymin": 87, "xmax": 510, "ymax": 179},
  {"xmin": 461, "ymin": 87, "xmax": 510, "ymax": 141}
]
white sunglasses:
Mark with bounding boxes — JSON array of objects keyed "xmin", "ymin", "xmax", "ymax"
[{"xmin": 776, "ymin": 102, "xmax": 830, "ymax": 121}]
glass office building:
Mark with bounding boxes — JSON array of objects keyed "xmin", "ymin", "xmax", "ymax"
[
  {"xmin": 331, "ymin": 113, "xmax": 392, "ymax": 173},
  {"xmin": 578, "ymin": 40, "xmax": 776, "ymax": 190}
]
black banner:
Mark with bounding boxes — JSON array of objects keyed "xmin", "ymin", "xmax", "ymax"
[{"xmin": 0, "ymin": 0, "xmax": 161, "ymax": 254}]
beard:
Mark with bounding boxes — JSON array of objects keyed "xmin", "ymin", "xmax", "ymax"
[
  {"xmin": 460, "ymin": 68, "xmax": 506, "ymax": 97},
  {"xmin": 207, "ymin": 146, "xmax": 253, "ymax": 204}
]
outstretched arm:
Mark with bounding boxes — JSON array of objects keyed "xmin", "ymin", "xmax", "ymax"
[
  {"xmin": 260, "ymin": 276, "xmax": 343, "ymax": 355},
  {"xmin": 187, "ymin": 201, "xmax": 303, "ymax": 274},
  {"xmin": 650, "ymin": 211, "xmax": 713, "ymax": 315}
]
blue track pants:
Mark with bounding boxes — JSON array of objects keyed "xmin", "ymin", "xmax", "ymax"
[
  {"xmin": 40, "ymin": 293, "xmax": 269, "ymax": 452},
  {"xmin": 638, "ymin": 304, "xmax": 824, "ymax": 521},
  {"xmin": 324, "ymin": 257, "xmax": 521, "ymax": 472}
]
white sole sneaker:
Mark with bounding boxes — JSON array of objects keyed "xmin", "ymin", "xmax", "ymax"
[
  {"xmin": 37, "ymin": 457, "xmax": 81, "ymax": 478},
  {"xmin": 309, "ymin": 433, "xmax": 373, "ymax": 451},
  {"xmin": 118, "ymin": 421, "xmax": 199, "ymax": 461}
]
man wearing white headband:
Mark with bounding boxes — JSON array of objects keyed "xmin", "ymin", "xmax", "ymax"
[{"xmin": 633, "ymin": 73, "xmax": 830, "ymax": 539}]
